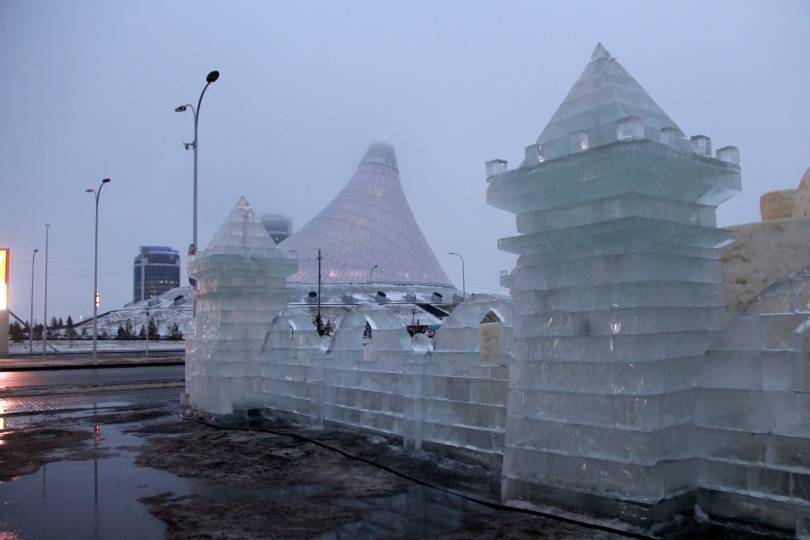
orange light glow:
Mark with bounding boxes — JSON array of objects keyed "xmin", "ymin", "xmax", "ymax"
[{"xmin": 0, "ymin": 249, "xmax": 8, "ymax": 311}]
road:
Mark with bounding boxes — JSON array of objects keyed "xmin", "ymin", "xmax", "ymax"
[{"xmin": 0, "ymin": 365, "xmax": 185, "ymax": 390}]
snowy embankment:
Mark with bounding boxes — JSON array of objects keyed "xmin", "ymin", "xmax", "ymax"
[{"xmin": 9, "ymin": 340, "xmax": 184, "ymax": 354}]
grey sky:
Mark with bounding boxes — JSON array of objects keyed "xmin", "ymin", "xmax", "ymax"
[{"xmin": 1, "ymin": 0, "xmax": 808, "ymax": 322}]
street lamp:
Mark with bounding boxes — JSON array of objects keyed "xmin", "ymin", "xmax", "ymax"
[
  {"xmin": 175, "ymin": 70, "xmax": 220, "ymax": 255},
  {"xmin": 448, "ymin": 252, "xmax": 465, "ymax": 301},
  {"xmin": 86, "ymin": 178, "xmax": 111, "ymax": 359},
  {"xmin": 43, "ymin": 224, "xmax": 49, "ymax": 355},
  {"xmin": 368, "ymin": 264, "xmax": 378, "ymax": 283},
  {"xmin": 29, "ymin": 248, "xmax": 38, "ymax": 354}
]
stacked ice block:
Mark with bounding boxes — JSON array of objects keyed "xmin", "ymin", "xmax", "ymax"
[
  {"xmin": 488, "ymin": 44, "xmax": 741, "ymax": 524},
  {"xmin": 186, "ymin": 196, "xmax": 297, "ymax": 415}
]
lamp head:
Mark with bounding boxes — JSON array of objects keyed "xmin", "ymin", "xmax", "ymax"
[
  {"xmin": 102, "ymin": 178, "xmax": 111, "ymax": 184},
  {"xmin": 85, "ymin": 188, "xmax": 94, "ymax": 193},
  {"xmin": 174, "ymin": 105, "xmax": 187, "ymax": 112},
  {"xmin": 34, "ymin": 249, "xmax": 39, "ymax": 253},
  {"xmin": 206, "ymin": 70, "xmax": 220, "ymax": 83}
]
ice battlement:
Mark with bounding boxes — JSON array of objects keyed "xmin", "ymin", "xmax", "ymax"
[{"xmin": 485, "ymin": 116, "xmax": 741, "ymax": 180}]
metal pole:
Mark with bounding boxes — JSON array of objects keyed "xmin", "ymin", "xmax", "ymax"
[
  {"xmin": 448, "ymin": 252, "xmax": 465, "ymax": 300},
  {"xmin": 193, "ymin": 80, "xmax": 212, "ymax": 253},
  {"xmin": 43, "ymin": 225, "xmax": 49, "ymax": 355},
  {"xmin": 29, "ymin": 249, "xmax": 38, "ymax": 354},
  {"xmin": 193, "ymin": 106, "xmax": 198, "ymax": 252},
  {"xmin": 145, "ymin": 308, "xmax": 150, "ymax": 359},
  {"xmin": 93, "ymin": 191, "xmax": 99, "ymax": 358},
  {"xmin": 317, "ymin": 249, "xmax": 322, "ymax": 325},
  {"xmin": 90, "ymin": 179, "xmax": 110, "ymax": 360}
]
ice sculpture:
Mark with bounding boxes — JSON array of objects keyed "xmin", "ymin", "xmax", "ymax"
[
  {"xmin": 488, "ymin": 44, "xmax": 741, "ymax": 525},
  {"xmin": 185, "ymin": 196, "xmax": 297, "ymax": 415}
]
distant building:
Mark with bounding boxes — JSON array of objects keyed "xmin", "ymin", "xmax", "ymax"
[
  {"xmin": 260, "ymin": 213, "xmax": 293, "ymax": 244},
  {"xmin": 133, "ymin": 246, "xmax": 180, "ymax": 302}
]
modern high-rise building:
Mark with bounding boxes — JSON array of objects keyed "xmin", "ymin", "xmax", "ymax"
[
  {"xmin": 133, "ymin": 246, "xmax": 180, "ymax": 302},
  {"xmin": 260, "ymin": 213, "xmax": 293, "ymax": 244}
]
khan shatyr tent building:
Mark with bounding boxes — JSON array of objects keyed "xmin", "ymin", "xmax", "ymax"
[{"xmin": 280, "ymin": 142, "xmax": 458, "ymax": 302}]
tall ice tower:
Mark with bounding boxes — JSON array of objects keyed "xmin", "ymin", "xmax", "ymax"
[{"xmin": 487, "ymin": 44, "xmax": 741, "ymax": 524}]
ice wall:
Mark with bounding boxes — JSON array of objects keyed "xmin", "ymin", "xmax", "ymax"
[
  {"xmin": 697, "ymin": 305, "xmax": 810, "ymax": 529},
  {"xmin": 487, "ymin": 45, "xmax": 741, "ymax": 525},
  {"xmin": 260, "ymin": 295, "xmax": 512, "ymax": 461},
  {"xmin": 186, "ymin": 196, "xmax": 297, "ymax": 415}
]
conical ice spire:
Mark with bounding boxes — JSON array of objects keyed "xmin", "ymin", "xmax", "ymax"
[
  {"xmin": 280, "ymin": 142, "xmax": 453, "ymax": 287},
  {"xmin": 202, "ymin": 196, "xmax": 286, "ymax": 258},
  {"xmin": 536, "ymin": 43, "xmax": 681, "ymax": 145}
]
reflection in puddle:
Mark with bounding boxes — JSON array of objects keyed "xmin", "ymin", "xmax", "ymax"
[{"xmin": 0, "ymin": 422, "xmax": 193, "ymax": 540}]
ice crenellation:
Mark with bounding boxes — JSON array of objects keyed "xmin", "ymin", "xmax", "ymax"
[{"xmin": 184, "ymin": 45, "xmax": 810, "ymax": 535}]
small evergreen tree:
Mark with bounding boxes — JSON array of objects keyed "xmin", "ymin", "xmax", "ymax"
[
  {"xmin": 33, "ymin": 324, "xmax": 44, "ymax": 340},
  {"xmin": 66, "ymin": 316, "xmax": 76, "ymax": 341},
  {"xmin": 57, "ymin": 317, "xmax": 64, "ymax": 328},
  {"xmin": 124, "ymin": 320, "xmax": 134, "ymax": 340},
  {"xmin": 81, "ymin": 326, "xmax": 88, "ymax": 338},
  {"xmin": 9, "ymin": 322, "xmax": 24, "ymax": 342},
  {"xmin": 168, "ymin": 322, "xmax": 183, "ymax": 341},
  {"xmin": 147, "ymin": 318, "xmax": 159, "ymax": 340},
  {"xmin": 50, "ymin": 316, "xmax": 59, "ymax": 330},
  {"xmin": 138, "ymin": 324, "xmax": 147, "ymax": 340},
  {"xmin": 116, "ymin": 322, "xmax": 127, "ymax": 340},
  {"xmin": 101, "ymin": 329, "xmax": 109, "ymax": 340}
]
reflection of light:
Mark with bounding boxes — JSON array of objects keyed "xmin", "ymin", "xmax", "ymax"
[{"xmin": 0, "ymin": 404, "xmax": 5, "ymax": 431}]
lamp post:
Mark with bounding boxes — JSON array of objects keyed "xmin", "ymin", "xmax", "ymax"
[
  {"xmin": 448, "ymin": 252, "xmax": 465, "ymax": 301},
  {"xmin": 175, "ymin": 70, "xmax": 220, "ymax": 255},
  {"xmin": 368, "ymin": 264, "xmax": 378, "ymax": 283},
  {"xmin": 86, "ymin": 178, "xmax": 111, "ymax": 359},
  {"xmin": 29, "ymin": 248, "xmax": 38, "ymax": 354},
  {"xmin": 43, "ymin": 224, "xmax": 49, "ymax": 355}
]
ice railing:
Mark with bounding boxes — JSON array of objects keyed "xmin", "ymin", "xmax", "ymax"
[{"xmin": 485, "ymin": 117, "xmax": 740, "ymax": 178}]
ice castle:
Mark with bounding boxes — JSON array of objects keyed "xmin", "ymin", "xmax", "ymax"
[{"xmin": 185, "ymin": 45, "xmax": 810, "ymax": 535}]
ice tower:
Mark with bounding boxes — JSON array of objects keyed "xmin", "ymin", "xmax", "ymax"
[
  {"xmin": 186, "ymin": 197, "xmax": 297, "ymax": 415},
  {"xmin": 487, "ymin": 45, "xmax": 741, "ymax": 524}
]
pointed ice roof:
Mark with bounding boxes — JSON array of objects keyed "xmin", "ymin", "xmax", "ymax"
[
  {"xmin": 280, "ymin": 142, "xmax": 453, "ymax": 288},
  {"xmin": 536, "ymin": 43, "xmax": 681, "ymax": 145},
  {"xmin": 202, "ymin": 196, "xmax": 287, "ymax": 258}
]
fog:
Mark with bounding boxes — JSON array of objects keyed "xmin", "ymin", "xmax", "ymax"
[{"xmin": 1, "ymin": 0, "xmax": 808, "ymax": 322}]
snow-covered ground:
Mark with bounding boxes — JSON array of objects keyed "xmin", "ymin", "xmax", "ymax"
[{"xmin": 73, "ymin": 286, "xmax": 193, "ymax": 339}]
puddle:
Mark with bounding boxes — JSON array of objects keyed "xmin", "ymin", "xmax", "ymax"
[{"xmin": 0, "ymin": 420, "xmax": 195, "ymax": 540}]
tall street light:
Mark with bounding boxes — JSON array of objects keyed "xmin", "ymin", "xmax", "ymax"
[
  {"xmin": 448, "ymin": 252, "xmax": 466, "ymax": 301},
  {"xmin": 43, "ymin": 224, "xmax": 50, "ymax": 355},
  {"xmin": 86, "ymin": 178, "xmax": 111, "ymax": 359},
  {"xmin": 29, "ymin": 248, "xmax": 38, "ymax": 354},
  {"xmin": 175, "ymin": 69, "xmax": 220, "ymax": 256}
]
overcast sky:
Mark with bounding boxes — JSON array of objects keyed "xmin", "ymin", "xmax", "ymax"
[{"xmin": 1, "ymin": 0, "xmax": 808, "ymax": 322}]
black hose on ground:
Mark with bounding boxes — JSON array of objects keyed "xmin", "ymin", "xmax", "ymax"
[{"xmin": 183, "ymin": 414, "xmax": 656, "ymax": 540}]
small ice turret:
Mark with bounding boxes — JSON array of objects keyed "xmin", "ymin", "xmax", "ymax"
[{"xmin": 185, "ymin": 196, "xmax": 297, "ymax": 416}]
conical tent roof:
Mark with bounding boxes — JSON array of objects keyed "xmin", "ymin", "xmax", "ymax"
[
  {"xmin": 536, "ymin": 43, "xmax": 681, "ymax": 145},
  {"xmin": 281, "ymin": 142, "xmax": 453, "ymax": 287}
]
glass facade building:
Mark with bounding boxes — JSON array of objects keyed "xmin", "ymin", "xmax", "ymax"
[
  {"xmin": 133, "ymin": 246, "xmax": 181, "ymax": 302},
  {"xmin": 260, "ymin": 213, "xmax": 293, "ymax": 244}
]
